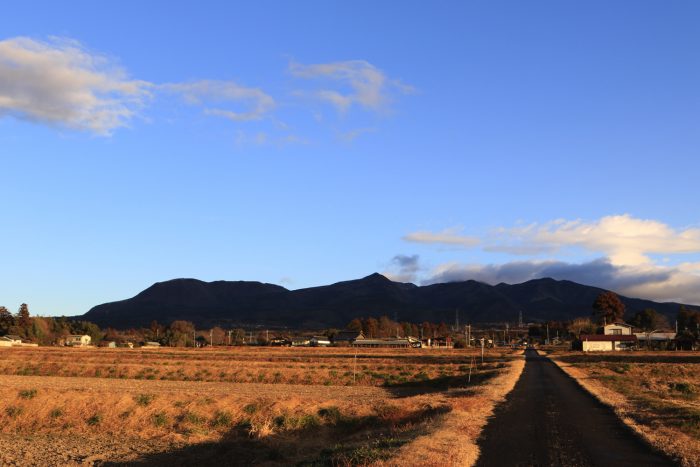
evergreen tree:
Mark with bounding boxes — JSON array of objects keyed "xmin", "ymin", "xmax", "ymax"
[
  {"xmin": 17, "ymin": 303, "xmax": 31, "ymax": 328},
  {"xmin": 0, "ymin": 306, "xmax": 13, "ymax": 334}
]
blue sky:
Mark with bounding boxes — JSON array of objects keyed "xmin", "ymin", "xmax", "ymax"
[{"xmin": 2, "ymin": 1, "xmax": 700, "ymax": 316}]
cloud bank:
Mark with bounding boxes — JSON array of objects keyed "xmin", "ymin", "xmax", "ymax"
[
  {"xmin": 0, "ymin": 37, "xmax": 150, "ymax": 135},
  {"xmin": 400, "ymin": 215, "xmax": 700, "ymax": 305}
]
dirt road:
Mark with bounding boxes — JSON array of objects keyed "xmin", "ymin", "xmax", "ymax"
[{"xmin": 476, "ymin": 349, "xmax": 675, "ymax": 466}]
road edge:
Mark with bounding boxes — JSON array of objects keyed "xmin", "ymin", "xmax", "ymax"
[
  {"xmin": 382, "ymin": 352, "xmax": 527, "ymax": 467},
  {"xmin": 549, "ymin": 355, "xmax": 688, "ymax": 466}
]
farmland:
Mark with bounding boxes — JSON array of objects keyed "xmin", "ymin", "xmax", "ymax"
[
  {"xmin": 551, "ymin": 352, "xmax": 700, "ymax": 466},
  {"xmin": 0, "ymin": 346, "xmax": 524, "ymax": 466}
]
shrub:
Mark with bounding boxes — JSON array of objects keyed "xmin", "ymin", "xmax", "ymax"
[
  {"xmin": 210, "ymin": 410, "xmax": 232, "ymax": 428},
  {"xmin": 669, "ymin": 382, "xmax": 695, "ymax": 395},
  {"xmin": 184, "ymin": 412, "xmax": 206, "ymax": 425},
  {"xmin": 18, "ymin": 389, "xmax": 37, "ymax": 399},
  {"xmin": 134, "ymin": 393, "xmax": 155, "ymax": 406},
  {"xmin": 243, "ymin": 403, "xmax": 258, "ymax": 415},
  {"xmin": 152, "ymin": 412, "xmax": 169, "ymax": 427},
  {"xmin": 86, "ymin": 414, "xmax": 102, "ymax": 426},
  {"xmin": 5, "ymin": 406, "xmax": 23, "ymax": 418},
  {"xmin": 318, "ymin": 406, "xmax": 342, "ymax": 424},
  {"xmin": 297, "ymin": 414, "xmax": 320, "ymax": 429},
  {"xmin": 49, "ymin": 408, "xmax": 64, "ymax": 418}
]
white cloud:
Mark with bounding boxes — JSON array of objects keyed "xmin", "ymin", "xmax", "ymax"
[
  {"xmin": 488, "ymin": 215, "xmax": 700, "ymax": 266},
  {"xmin": 407, "ymin": 215, "xmax": 700, "ymax": 267},
  {"xmin": 289, "ymin": 60, "xmax": 413, "ymax": 112},
  {"xmin": 0, "ymin": 37, "xmax": 151, "ymax": 135},
  {"xmin": 403, "ymin": 228, "xmax": 480, "ymax": 247},
  {"xmin": 403, "ymin": 214, "xmax": 700, "ymax": 305},
  {"xmin": 163, "ymin": 80, "xmax": 275, "ymax": 122}
]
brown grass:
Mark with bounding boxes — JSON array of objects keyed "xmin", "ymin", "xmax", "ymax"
[
  {"xmin": 0, "ymin": 346, "xmax": 524, "ymax": 465},
  {"xmin": 551, "ymin": 352, "xmax": 700, "ymax": 467}
]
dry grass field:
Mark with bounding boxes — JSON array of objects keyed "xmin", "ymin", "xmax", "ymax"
[
  {"xmin": 551, "ymin": 352, "xmax": 700, "ymax": 466},
  {"xmin": 0, "ymin": 346, "xmax": 524, "ymax": 466}
]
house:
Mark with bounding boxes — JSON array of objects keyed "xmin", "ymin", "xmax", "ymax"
[
  {"xmin": 269, "ymin": 338, "xmax": 292, "ymax": 346},
  {"xmin": 100, "ymin": 341, "xmax": 117, "ymax": 348},
  {"xmin": 332, "ymin": 330, "xmax": 365, "ymax": 346},
  {"xmin": 65, "ymin": 334, "xmax": 92, "ymax": 347},
  {"xmin": 291, "ymin": 337, "xmax": 311, "ymax": 347},
  {"xmin": 430, "ymin": 336, "xmax": 454, "ymax": 349},
  {"xmin": 603, "ymin": 323, "xmax": 633, "ymax": 336},
  {"xmin": 635, "ymin": 332, "xmax": 676, "ymax": 349},
  {"xmin": 1, "ymin": 335, "xmax": 22, "ymax": 346},
  {"xmin": 310, "ymin": 336, "xmax": 331, "ymax": 347},
  {"xmin": 577, "ymin": 334, "xmax": 637, "ymax": 351},
  {"xmin": 351, "ymin": 338, "xmax": 412, "ymax": 348}
]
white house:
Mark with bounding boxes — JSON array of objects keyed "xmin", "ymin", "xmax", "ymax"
[
  {"xmin": 0, "ymin": 335, "xmax": 23, "ymax": 347},
  {"xmin": 65, "ymin": 334, "xmax": 92, "ymax": 347},
  {"xmin": 603, "ymin": 323, "xmax": 633, "ymax": 336},
  {"xmin": 580, "ymin": 334, "xmax": 637, "ymax": 351}
]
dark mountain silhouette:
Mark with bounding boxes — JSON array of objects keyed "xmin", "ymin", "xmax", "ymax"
[{"xmin": 82, "ymin": 273, "xmax": 692, "ymax": 329}]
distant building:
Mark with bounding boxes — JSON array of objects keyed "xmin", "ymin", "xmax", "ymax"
[
  {"xmin": 310, "ymin": 336, "xmax": 331, "ymax": 347},
  {"xmin": 332, "ymin": 330, "xmax": 365, "ymax": 346},
  {"xmin": 635, "ymin": 332, "xmax": 676, "ymax": 349},
  {"xmin": 291, "ymin": 337, "xmax": 311, "ymax": 347},
  {"xmin": 142, "ymin": 341, "xmax": 161, "ymax": 348},
  {"xmin": 602, "ymin": 323, "xmax": 633, "ymax": 336},
  {"xmin": 572, "ymin": 322, "xmax": 638, "ymax": 351},
  {"xmin": 0, "ymin": 335, "xmax": 22, "ymax": 346},
  {"xmin": 65, "ymin": 335, "xmax": 92, "ymax": 347},
  {"xmin": 352, "ymin": 338, "xmax": 413, "ymax": 348},
  {"xmin": 577, "ymin": 334, "xmax": 637, "ymax": 351},
  {"xmin": 269, "ymin": 338, "xmax": 292, "ymax": 346}
]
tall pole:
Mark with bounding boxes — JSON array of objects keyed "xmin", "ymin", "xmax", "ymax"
[
  {"xmin": 210, "ymin": 329, "xmax": 213, "ymax": 347},
  {"xmin": 546, "ymin": 323, "xmax": 550, "ymax": 345},
  {"xmin": 481, "ymin": 337, "xmax": 484, "ymax": 364}
]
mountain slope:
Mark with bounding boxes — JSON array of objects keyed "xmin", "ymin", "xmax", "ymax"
[{"xmin": 82, "ymin": 274, "xmax": 694, "ymax": 329}]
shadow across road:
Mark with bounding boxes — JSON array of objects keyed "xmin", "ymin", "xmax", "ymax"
[{"xmin": 475, "ymin": 349, "xmax": 676, "ymax": 466}]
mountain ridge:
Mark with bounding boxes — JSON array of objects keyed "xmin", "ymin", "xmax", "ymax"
[{"xmin": 82, "ymin": 273, "xmax": 695, "ymax": 329}]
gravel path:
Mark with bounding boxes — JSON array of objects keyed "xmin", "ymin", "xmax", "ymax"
[{"xmin": 475, "ymin": 349, "xmax": 675, "ymax": 466}]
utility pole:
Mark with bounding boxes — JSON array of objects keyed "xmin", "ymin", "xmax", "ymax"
[
  {"xmin": 546, "ymin": 323, "xmax": 550, "ymax": 345},
  {"xmin": 210, "ymin": 329, "xmax": 213, "ymax": 347},
  {"xmin": 467, "ymin": 324, "xmax": 471, "ymax": 347},
  {"xmin": 228, "ymin": 330, "xmax": 232, "ymax": 346},
  {"xmin": 480, "ymin": 337, "xmax": 485, "ymax": 364},
  {"xmin": 266, "ymin": 329, "xmax": 269, "ymax": 343},
  {"xmin": 193, "ymin": 330, "xmax": 196, "ymax": 348}
]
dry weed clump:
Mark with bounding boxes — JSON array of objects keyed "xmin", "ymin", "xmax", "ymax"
[{"xmin": 552, "ymin": 353, "xmax": 700, "ymax": 467}]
